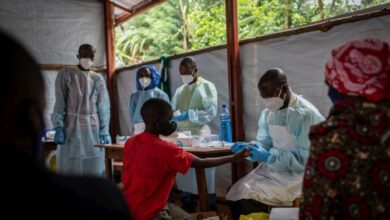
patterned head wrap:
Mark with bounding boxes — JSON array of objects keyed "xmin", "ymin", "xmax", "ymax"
[{"xmin": 325, "ymin": 38, "xmax": 390, "ymax": 102}]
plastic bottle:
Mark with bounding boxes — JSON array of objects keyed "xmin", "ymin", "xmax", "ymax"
[
  {"xmin": 220, "ymin": 104, "xmax": 232, "ymax": 142},
  {"xmin": 116, "ymin": 134, "xmax": 120, "ymax": 144}
]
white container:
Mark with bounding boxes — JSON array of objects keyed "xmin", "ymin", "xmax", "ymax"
[
  {"xmin": 116, "ymin": 136, "xmax": 131, "ymax": 144},
  {"xmin": 192, "ymin": 135, "xmax": 203, "ymax": 147},
  {"xmin": 46, "ymin": 130, "xmax": 56, "ymax": 140},
  {"xmin": 182, "ymin": 130, "xmax": 192, "ymax": 137},
  {"xmin": 161, "ymin": 136, "xmax": 193, "ymax": 147},
  {"xmin": 133, "ymin": 123, "xmax": 145, "ymax": 135},
  {"xmin": 203, "ymin": 134, "xmax": 219, "ymax": 143},
  {"xmin": 177, "ymin": 137, "xmax": 193, "ymax": 147},
  {"xmin": 199, "ymin": 125, "xmax": 211, "ymax": 137},
  {"xmin": 269, "ymin": 208, "xmax": 299, "ymax": 220}
]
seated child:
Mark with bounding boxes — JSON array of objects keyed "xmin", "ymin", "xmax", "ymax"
[{"xmin": 122, "ymin": 98, "xmax": 249, "ymax": 220}]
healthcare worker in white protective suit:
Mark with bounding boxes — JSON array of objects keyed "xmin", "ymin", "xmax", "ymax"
[
  {"xmin": 129, "ymin": 65, "xmax": 169, "ymax": 134},
  {"xmin": 171, "ymin": 57, "xmax": 218, "ymax": 212},
  {"xmin": 52, "ymin": 44, "xmax": 111, "ymax": 177},
  {"xmin": 226, "ymin": 68, "xmax": 324, "ymax": 219}
]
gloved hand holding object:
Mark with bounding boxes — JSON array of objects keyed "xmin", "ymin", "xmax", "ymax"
[
  {"xmin": 231, "ymin": 142, "xmax": 249, "ymax": 153},
  {"xmin": 99, "ymin": 112, "xmax": 111, "ymax": 144},
  {"xmin": 249, "ymin": 144, "xmax": 271, "ymax": 163},
  {"xmin": 172, "ymin": 111, "xmax": 189, "ymax": 122},
  {"xmin": 100, "ymin": 134, "xmax": 112, "ymax": 144},
  {"xmin": 54, "ymin": 127, "xmax": 65, "ymax": 144}
]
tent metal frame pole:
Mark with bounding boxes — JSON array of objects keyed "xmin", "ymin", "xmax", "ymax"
[
  {"xmin": 115, "ymin": 0, "xmax": 166, "ymax": 26},
  {"xmin": 104, "ymin": 0, "xmax": 119, "ymax": 139},
  {"xmin": 111, "ymin": 1, "xmax": 132, "ymax": 13},
  {"xmin": 225, "ymin": 0, "xmax": 247, "ymax": 181}
]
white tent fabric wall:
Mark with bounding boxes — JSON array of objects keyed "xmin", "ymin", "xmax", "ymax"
[
  {"xmin": 0, "ymin": 0, "xmax": 105, "ymax": 65},
  {"xmin": 0, "ymin": 0, "xmax": 106, "ymax": 128},
  {"xmin": 116, "ymin": 67, "xmax": 142, "ymax": 135},
  {"xmin": 241, "ymin": 14, "xmax": 390, "ymax": 140}
]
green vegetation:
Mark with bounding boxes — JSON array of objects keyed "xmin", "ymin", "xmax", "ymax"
[{"xmin": 116, "ymin": 0, "xmax": 389, "ymax": 65}]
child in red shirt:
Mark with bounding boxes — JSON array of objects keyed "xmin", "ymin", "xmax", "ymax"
[{"xmin": 122, "ymin": 98, "xmax": 249, "ymax": 220}]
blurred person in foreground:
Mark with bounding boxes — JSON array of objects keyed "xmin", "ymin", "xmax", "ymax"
[
  {"xmin": 0, "ymin": 31, "xmax": 131, "ymax": 219},
  {"xmin": 300, "ymin": 38, "xmax": 390, "ymax": 219}
]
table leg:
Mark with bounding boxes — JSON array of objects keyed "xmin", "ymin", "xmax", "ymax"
[
  {"xmin": 105, "ymin": 150, "xmax": 114, "ymax": 181},
  {"xmin": 195, "ymin": 167, "xmax": 209, "ymax": 211}
]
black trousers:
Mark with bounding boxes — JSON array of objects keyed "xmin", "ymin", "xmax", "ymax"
[
  {"xmin": 229, "ymin": 199, "xmax": 269, "ymax": 220},
  {"xmin": 179, "ymin": 191, "xmax": 217, "ymax": 212}
]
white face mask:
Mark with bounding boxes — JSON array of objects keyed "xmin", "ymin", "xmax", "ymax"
[
  {"xmin": 181, "ymin": 75, "xmax": 194, "ymax": 85},
  {"xmin": 262, "ymin": 87, "xmax": 286, "ymax": 112},
  {"xmin": 139, "ymin": 77, "xmax": 151, "ymax": 89},
  {"xmin": 80, "ymin": 58, "xmax": 93, "ymax": 70}
]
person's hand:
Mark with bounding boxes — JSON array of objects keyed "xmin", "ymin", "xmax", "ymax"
[
  {"xmin": 100, "ymin": 134, "xmax": 112, "ymax": 144},
  {"xmin": 172, "ymin": 111, "xmax": 189, "ymax": 122},
  {"xmin": 249, "ymin": 144, "xmax": 271, "ymax": 163},
  {"xmin": 54, "ymin": 127, "xmax": 65, "ymax": 144},
  {"xmin": 233, "ymin": 148, "xmax": 251, "ymax": 160},
  {"xmin": 231, "ymin": 142, "xmax": 249, "ymax": 153}
]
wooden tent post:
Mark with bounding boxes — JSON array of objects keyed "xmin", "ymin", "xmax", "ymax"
[
  {"xmin": 104, "ymin": 0, "xmax": 119, "ymax": 139},
  {"xmin": 225, "ymin": 0, "xmax": 247, "ymax": 181}
]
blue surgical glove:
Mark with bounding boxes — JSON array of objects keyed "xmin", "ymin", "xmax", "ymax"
[
  {"xmin": 172, "ymin": 111, "xmax": 189, "ymax": 122},
  {"xmin": 249, "ymin": 144, "xmax": 271, "ymax": 163},
  {"xmin": 54, "ymin": 127, "xmax": 65, "ymax": 145},
  {"xmin": 231, "ymin": 142, "xmax": 249, "ymax": 153},
  {"xmin": 100, "ymin": 134, "xmax": 112, "ymax": 144}
]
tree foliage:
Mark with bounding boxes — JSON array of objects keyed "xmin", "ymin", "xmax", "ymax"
[{"xmin": 116, "ymin": 0, "xmax": 389, "ymax": 65}]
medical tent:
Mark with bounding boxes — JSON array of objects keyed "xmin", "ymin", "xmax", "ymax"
[{"xmin": 1, "ymin": 0, "xmax": 389, "ymax": 195}]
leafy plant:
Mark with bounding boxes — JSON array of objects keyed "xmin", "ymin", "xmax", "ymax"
[{"xmin": 115, "ymin": 0, "xmax": 390, "ymax": 65}]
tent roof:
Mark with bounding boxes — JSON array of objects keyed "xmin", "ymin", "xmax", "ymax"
[{"xmin": 112, "ymin": 0, "xmax": 165, "ymax": 26}]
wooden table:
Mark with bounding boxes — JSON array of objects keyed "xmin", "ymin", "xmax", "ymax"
[{"xmin": 95, "ymin": 144, "xmax": 233, "ymax": 212}]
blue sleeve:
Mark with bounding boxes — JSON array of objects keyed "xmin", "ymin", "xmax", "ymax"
[
  {"xmin": 252, "ymin": 110, "xmax": 273, "ymax": 151},
  {"xmin": 265, "ymin": 108, "xmax": 322, "ymax": 172},
  {"xmin": 157, "ymin": 89, "xmax": 170, "ymax": 103},
  {"xmin": 96, "ymin": 76, "xmax": 111, "ymax": 135},
  {"xmin": 188, "ymin": 82, "xmax": 218, "ymax": 125},
  {"xmin": 51, "ymin": 69, "xmax": 68, "ymax": 128}
]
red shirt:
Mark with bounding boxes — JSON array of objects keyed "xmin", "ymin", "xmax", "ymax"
[{"xmin": 122, "ymin": 132, "xmax": 193, "ymax": 220}]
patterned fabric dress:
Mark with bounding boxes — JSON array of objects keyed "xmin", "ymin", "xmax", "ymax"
[
  {"xmin": 301, "ymin": 38, "xmax": 390, "ymax": 219},
  {"xmin": 300, "ymin": 98, "xmax": 390, "ymax": 219}
]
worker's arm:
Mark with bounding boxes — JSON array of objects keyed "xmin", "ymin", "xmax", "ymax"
[
  {"xmin": 51, "ymin": 69, "xmax": 68, "ymax": 128},
  {"xmin": 191, "ymin": 149, "xmax": 250, "ymax": 168},
  {"xmin": 266, "ymin": 109, "xmax": 324, "ymax": 172},
  {"xmin": 96, "ymin": 76, "xmax": 111, "ymax": 136}
]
